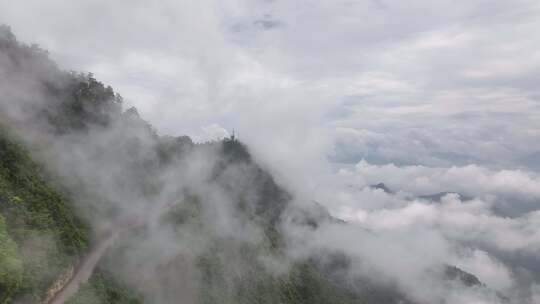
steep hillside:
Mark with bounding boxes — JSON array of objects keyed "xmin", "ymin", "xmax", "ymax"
[
  {"xmin": 0, "ymin": 25, "xmax": 494, "ymax": 304},
  {"xmin": 0, "ymin": 128, "xmax": 88, "ymax": 303},
  {"xmin": 0, "ymin": 25, "xmax": 371, "ymax": 304}
]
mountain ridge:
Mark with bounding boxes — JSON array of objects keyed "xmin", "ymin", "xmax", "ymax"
[{"xmin": 0, "ymin": 25, "xmax": 503, "ymax": 304}]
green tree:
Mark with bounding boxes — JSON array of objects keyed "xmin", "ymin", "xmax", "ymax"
[{"xmin": 0, "ymin": 214, "xmax": 23, "ymax": 304}]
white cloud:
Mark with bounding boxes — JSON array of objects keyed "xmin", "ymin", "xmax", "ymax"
[
  {"xmin": 454, "ymin": 249, "xmax": 514, "ymax": 291},
  {"xmin": 3, "ymin": 0, "xmax": 540, "ymax": 174},
  {"xmin": 2, "ymin": 0, "xmax": 540, "ymax": 301},
  {"xmin": 348, "ymin": 160, "xmax": 540, "ymax": 198},
  {"xmin": 192, "ymin": 123, "xmax": 230, "ymax": 142}
]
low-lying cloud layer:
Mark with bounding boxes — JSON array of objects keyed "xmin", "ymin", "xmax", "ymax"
[{"xmin": 307, "ymin": 160, "xmax": 540, "ymax": 302}]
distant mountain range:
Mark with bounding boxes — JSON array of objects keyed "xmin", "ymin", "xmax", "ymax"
[{"xmin": 370, "ymin": 183, "xmax": 473, "ymax": 202}]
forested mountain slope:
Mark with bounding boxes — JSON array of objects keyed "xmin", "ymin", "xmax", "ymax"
[
  {"xmin": 0, "ymin": 25, "xmax": 491, "ymax": 304},
  {"xmin": 0, "ymin": 127, "xmax": 89, "ymax": 303}
]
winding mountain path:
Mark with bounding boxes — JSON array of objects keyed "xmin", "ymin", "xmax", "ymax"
[
  {"xmin": 48, "ymin": 229, "xmax": 121, "ymax": 304},
  {"xmin": 46, "ymin": 204, "xmax": 172, "ymax": 304}
]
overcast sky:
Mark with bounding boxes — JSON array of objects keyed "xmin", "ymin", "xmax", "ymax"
[
  {"xmin": 2, "ymin": 0, "xmax": 540, "ymax": 206},
  {"xmin": 2, "ymin": 0, "xmax": 539, "ymax": 176},
  {"xmin": 3, "ymin": 1, "xmax": 540, "ymax": 301}
]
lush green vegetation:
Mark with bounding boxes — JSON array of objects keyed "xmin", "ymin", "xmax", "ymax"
[
  {"xmin": 159, "ymin": 194, "xmax": 367, "ymax": 304},
  {"xmin": 196, "ymin": 250, "xmax": 366, "ymax": 304},
  {"xmin": 0, "ymin": 214, "xmax": 22, "ymax": 304},
  {"xmin": 66, "ymin": 269, "xmax": 142, "ymax": 304},
  {"xmin": 0, "ymin": 129, "xmax": 89, "ymax": 303}
]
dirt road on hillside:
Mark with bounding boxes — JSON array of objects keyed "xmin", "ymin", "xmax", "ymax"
[
  {"xmin": 47, "ymin": 229, "xmax": 121, "ymax": 304},
  {"xmin": 46, "ymin": 208, "xmax": 168, "ymax": 304}
]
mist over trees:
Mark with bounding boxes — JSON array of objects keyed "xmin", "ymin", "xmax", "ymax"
[{"xmin": 0, "ymin": 24, "xmax": 530, "ymax": 304}]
